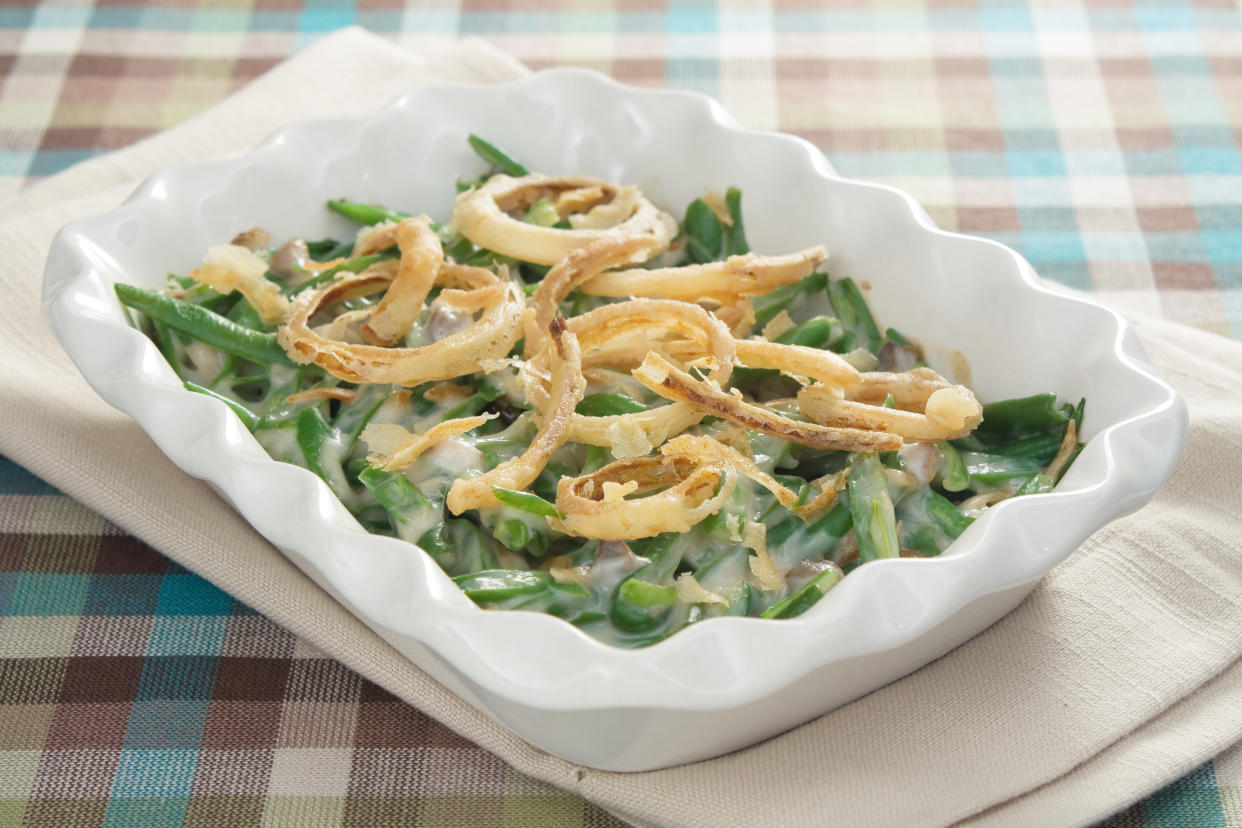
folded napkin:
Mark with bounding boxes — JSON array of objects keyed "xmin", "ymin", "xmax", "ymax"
[{"xmin": 2, "ymin": 27, "xmax": 1239, "ymax": 827}]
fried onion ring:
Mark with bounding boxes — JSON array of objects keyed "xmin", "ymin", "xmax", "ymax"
[
  {"xmin": 278, "ymin": 263, "xmax": 523, "ymax": 386},
  {"xmin": 550, "ymin": 454, "xmax": 738, "ymax": 540},
  {"xmin": 453, "ymin": 174, "xmax": 674, "ymax": 266}
]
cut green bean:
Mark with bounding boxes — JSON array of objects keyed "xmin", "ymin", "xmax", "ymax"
[
  {"xmin": 682, "ymin": 199, "xmax": 724, "ymax": 263},
  {"xmin": 847, "ymin": 452, "xmax": 900, "ymax": 563},
  {"xmin": 326, "ymin": 199, "xmax": 410, "ymax": 226},
  {"xmin": 491, "ymin": 486, "xmax": 564, "ymax": 519},
  {"xmin": 774, "ymin": 315, "xmax": 845, "ymax": 350},
  {"xmin": 454, "ymin": 569, "xmax": 551, "ymax": 602},
  {"xmin": 358, "ymin": 466, "xmax": 434, "ymax": 542},
  {"xmin": 752, "ymin": 272, "xmax": 829, "ymax": 329},
  {"xmin": 116, "ymin": 284, "xmax": 294, "ymax": 366},
  {"xmin": 467, "ymin": 134, "xmax": 530, "ymax": 177},
  {"xmin": 723, "ymin": 187, "xmax": 749, "ymax": 255},
  {"xmin": 761, "ymin": 564, "xmax": 843, "ymax": 619},
  {"xmin": 977, "ymin": 393, "xmax": 1068, "ymax": 442},
  {"xmin": 183, "ymin": 381, "xmax": 259, "ymax": 431},
  {"xmin": 926, "ymin": 491, "xmax": 974, "ymax": 539},
  {"xmin": 827, "ymin": 277, "xmax": 883, "ymax": 355},
  {"xmin": 575, "ymin": 393, "xmax": 648, "ymax": 416},
  {"xmin": 935, "ymin": 441, "xmax": 970, "ymax": 492}
]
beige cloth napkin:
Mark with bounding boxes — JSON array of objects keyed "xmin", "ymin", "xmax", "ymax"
[{"xmin": 3, "ymin": 27, "xmax": 1240, "ymax": 827}]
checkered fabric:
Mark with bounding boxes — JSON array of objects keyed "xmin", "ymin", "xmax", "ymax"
[{"xmin": 2, "ymin": 1, "xmax": 1239, "ymax": 825}]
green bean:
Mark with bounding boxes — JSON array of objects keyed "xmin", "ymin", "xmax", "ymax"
[
  {"xmin": 982, "ymin": 431, "xmax": 1064, "ymax": 466},
  {"xmin": 751, "ymin": 272, "xmax": 828, "ymax": 329},
  {"xmin": 305, "ymin": 238, "xmax": 343, "ymax": 257},
  {"xmin": 926, "ymin": 491, "xmax": 973, "ymax": 539},
  {"xmin": 358, "ymin": 466, "xmax": 434, "ymax": 542},
  {"xmin": 767, "ymin": 499, "xmax": 853, "ymax": 566},
  {"xmin": 491, "ymin": 486, "xmax": 564, "ymax": 519},
  {"xmin": 847, "ymin": 452, "xmax": 900, "ymax": 563},
  {"xmin": 977, "ymin": 393, "xmax": 1068, "ymax": 442},
  {"xmin": 610, "ymin": 533, "xmax": 681, "ymax": 633},
  {"xmin": 419, "ymin": 518, "xmax": 498, "ymax": 576},
  {"xmin": 575, "ymin": 393, "xmax": 648, "ymax": 416},
  {"xmin": 723, "ymin": 187, "xmax": 750, "ymax": 255},
  {"xmin": 295, "ymin": 407, "xmax": 352, "ymax": 502},
  {"xmin": 116, "ymin": 283, "xmax": 294, "ymax": 366},
  {"xmin": 454, "ymin": 569, "xmax": 551, "ymax": 602},
  {"xmin": 183, "ymin": 381, "xmax": 259, "ymax": 431},
  {"xmin": 935, "ymin": 441, "xmax": 970, "ymax": 491},
  {"xmin": 761, "ymin": 564, "xmax": 843, "ymax": 619},
  {"xmin": 225, "ymin": 295, "xmax": 265, "ymax": 331},
  {"xmin": 493, "ymin": 518, "xmax": 531, "ymax": 552},
  {"xmin": 1015, "ymin": 473, "xmax": 1055, "ymax": 496},
  {"xmin": 467, "ymin": 134, "xmax": 530, "ymax": 177},
  {"xmin": 682, "ymin": 198, "xmax": 724, "ymax": 263},
  {"xmin": 331, "ymin": 383, "xmax": 392, "ymax": 453},
  {"xmin": 326, "ymin": 199, "xmax": 410, "ymax": 226},
  {"xmin": 827, "ymin": 277, "xmax": 883, "ymax": 354},
  {"xmin": 774, "ymin": 315, "xmax": 845, "ymax": 350},
  {"xmin": 509, "ymin": 581, "xmax": 596, "ymax": 622},
  {"xmin": 960, "ymin": 451, "xmax": 1042, "ymax": 488}
]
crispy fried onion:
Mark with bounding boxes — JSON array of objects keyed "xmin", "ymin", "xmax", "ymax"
[
  {"xmin": 362, "ymin": 414, "xmax": 496, "ymax": 472},
  {"xmin": 549, "ymin": 452, "xmax": 738, "ymax": 540},
  {"xmin": 661, "ymin": 434, "xmax": 849, "ymax": 523},
  {"xmin": 633, "ymin": 352, "xmax": 902, "ymax": 452},
  {"xmin": 190, "ymin": 243, "xmax": 289, "ymax": 325},
  {"xmin": 580, "ymin": 245, "xmax": 827, "ymax": 301},
  {"xmin": 542, "ymin": 298, "xmax": 737, "ymax": 452},
  {"xmin": 523, "ymin": 235, "xmax": 664, "ymax": 359},
  {"xmin": 278, "ymin": 261, "xmax": 524, "ymax": 386},
  {"xmin": 453, "ymin": 174, "xmax": 674, "ymax": 266},
  {"xmin": 360, "ymin": 216, "xmax": 441, "ymax": 346},
  {"xmin": 446, "ymin": 319, "xmax": 585, "ymax": 514},
  {"xmin": 798, "ymin": 373, "xmax": 982, "ymax": 442},
  {"xmin": 661, "ymin": 434, "xmax": 800, "ymax": 511}
]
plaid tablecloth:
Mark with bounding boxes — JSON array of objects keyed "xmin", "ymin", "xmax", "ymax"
[{"xmin": 2, "ymin": 2, "xmax": 1240, "ymax": 826}]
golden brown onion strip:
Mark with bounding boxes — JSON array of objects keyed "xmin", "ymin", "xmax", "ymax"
[
  {"xmin": 549, "ymin": 298, "xmax": 736, "ymax": 450},
  {"xmin": 524, "ymin": 236, "xmax": 663, "ymax": 359},
  {"xmin": 633, "ymin": 352, "xmax": 902, "ymax": 452},
  {"xmin": 452, "ymin": 174, "xmax": 673, "ymax": 266},
  {"xmin": 580, "ymin": 246, "xmax": 827, "ymax": 300},
  {"xmin": 797, "ymin": 383, "xmax": 982, "ymax": 442},
  {"xmin": 446, "ymin": 320, "xmax": 585, "ymax": 514},
  {"xmin": 278, "ymin": 264, "xmax": 524, "ymax": 386},
  {"xmin": 360, "ymin": 216, "xmax": 441, "ymax": 346}
]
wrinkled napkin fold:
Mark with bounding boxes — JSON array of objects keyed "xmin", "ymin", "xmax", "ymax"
[{"xmin": 2, "ymin": 27, "xmax": 1240, "ymax": 828}]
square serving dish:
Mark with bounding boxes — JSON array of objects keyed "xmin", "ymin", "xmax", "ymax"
[{"xmin": 43, "ymin": 69, "xmax": 1186, "ymax": 771}]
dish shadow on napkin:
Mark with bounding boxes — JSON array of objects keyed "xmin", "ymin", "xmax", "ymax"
[{"xmin": 2, "ymin": 27, "xmax": 1239, "ymax": 828}]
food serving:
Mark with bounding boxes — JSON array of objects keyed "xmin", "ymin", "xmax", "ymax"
[{"xmin": 115, "ymin": 135, "xmax": 1085, "ymax": 648}]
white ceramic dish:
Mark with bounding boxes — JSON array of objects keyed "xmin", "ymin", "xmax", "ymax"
[{"xmin": 44, "ymin": 69, "xmax": 1186, "ymax": 771}]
